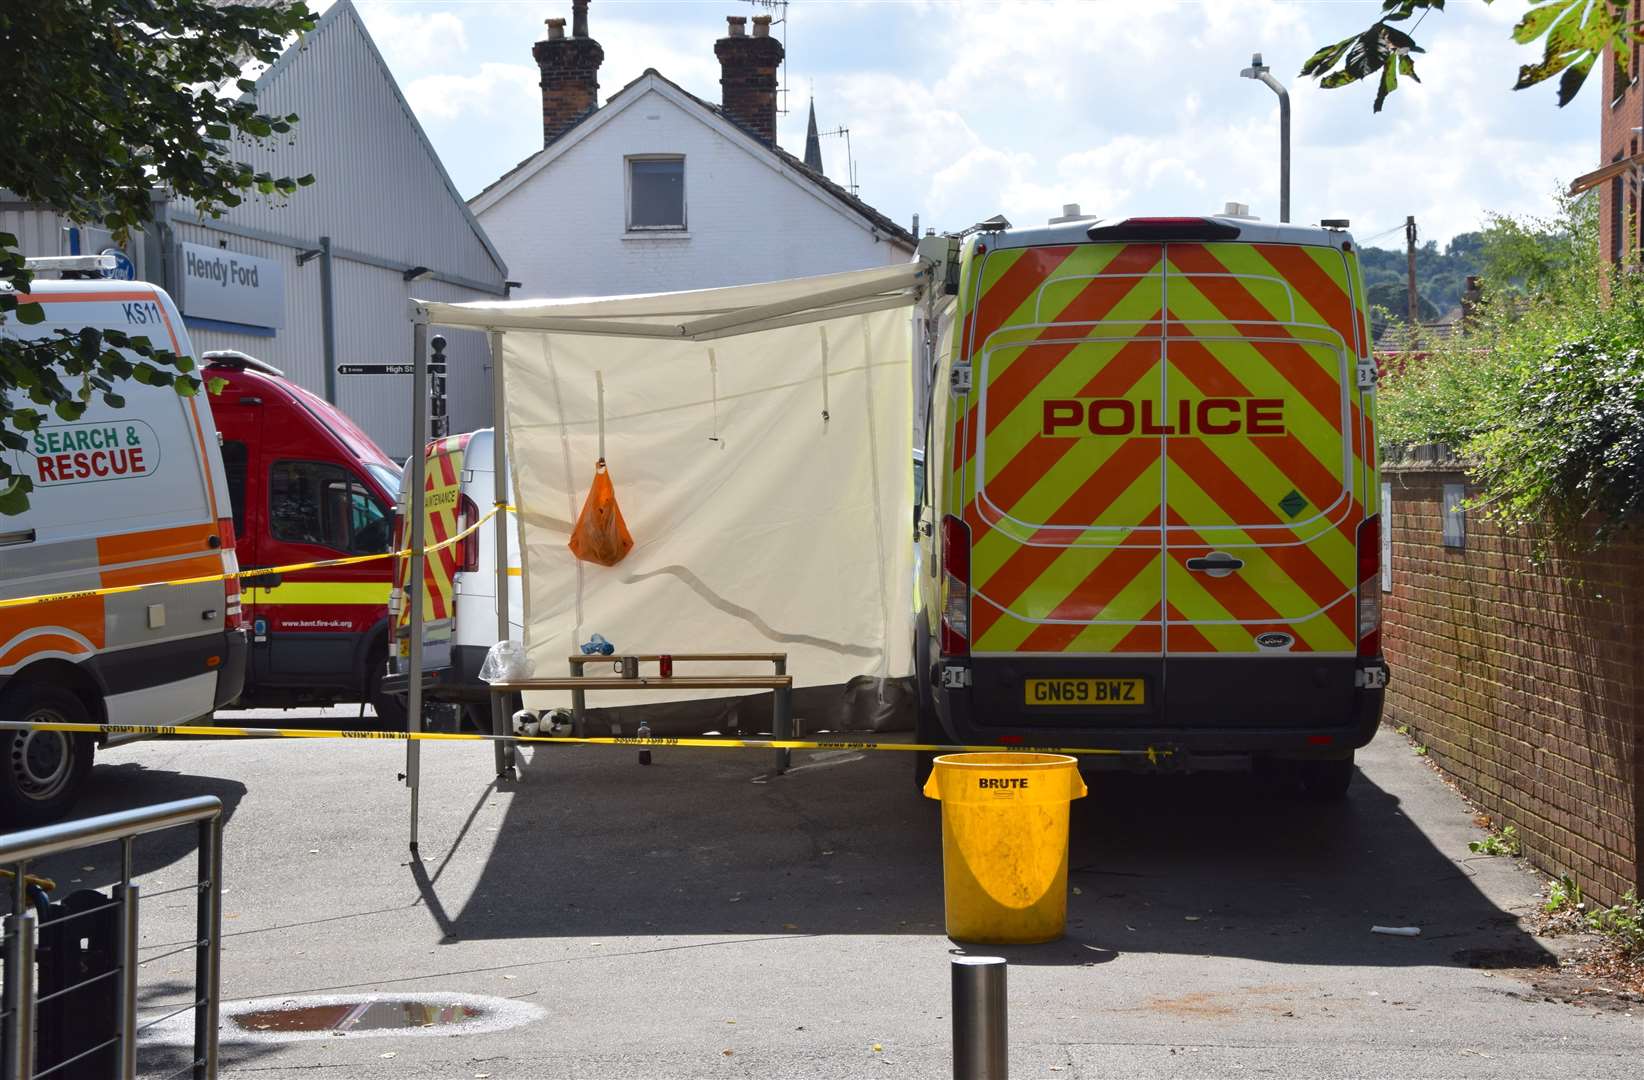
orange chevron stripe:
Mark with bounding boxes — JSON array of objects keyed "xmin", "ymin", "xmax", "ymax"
[
  {"xmin": 977, "ymin": 329, "xmax": 1162, "ymax": 513},
  {"xmin": 1252, "ymin": 244, "xmax": 1359, "ymax": 348},
  {"xmin": 1167, "ymin": 246, "xmax": 1352, "ymax": 437},
  {"xmin": 969, "ymin": 246, "xmax": 1077, "ymax": 353},
  {"xmin": 1165, "ymin": 604, "xmax": 1217, "ymax": 653},
  {"xmin": 1163, "ymin": 443, "xmax": 1349, "ymax": 607}
]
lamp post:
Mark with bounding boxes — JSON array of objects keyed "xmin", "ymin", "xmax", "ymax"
[{"xmin": 1240, "ymin": 52, "xmax": 1290, "ymax": 223}]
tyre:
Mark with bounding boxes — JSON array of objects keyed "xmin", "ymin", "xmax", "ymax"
[
  {"xmin": 1, "ymin": 684, "xmax": 96, "ymax": 825},
  {"xmin": 1296, "ymin": 755, "xmax": 1355, "ymax": 802},
  {"xmin": 366, "ymin": 649, "xmax": 408, "ymax": 731}
]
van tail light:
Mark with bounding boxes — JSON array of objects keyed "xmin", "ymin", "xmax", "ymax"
[
  {"xmin": 216, "ymin": 517, "xmax": 247, "ymax": 631},
  {"xmin": 1356, "ymin": 513, "xmax": 1381, "ymax": 658},
  {"xmin": 388, "ymin": 512, "xmax": 407, "ymax": 617},
  {"xmin": 457, "ymin": 494, "xmax": 480, "ymax": 574},
  {"xmin": 940, "ymin": 514, "xmax": 971, "ymax": 656}
]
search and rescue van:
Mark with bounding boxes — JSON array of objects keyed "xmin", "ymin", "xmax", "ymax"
[
  {"xmin": 916, "ymin": 215, "xmax": 1388, "ymax": 798},
  {"xmin": 205, "ymin": 352, "xmax": 405, "ymax": 726},
  {"xmin": 1, "ymin": 264, "xmax": 248, "ymax": 822}
]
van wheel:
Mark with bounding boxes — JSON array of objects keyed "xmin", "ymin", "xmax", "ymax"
[
  {"xmin": 366, "ymin": 650, "xmax": 407, "ymax": 732},
  {"xmin": 1, "ymin": 685, "xmax": 96, "ymax": 825},
  {"xmin": 1296, "ymin": 755, "xmax": 1355, "ymax": 802}
]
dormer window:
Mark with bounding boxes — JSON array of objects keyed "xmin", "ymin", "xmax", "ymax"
[{"xmin": 627, "ymin": 156, "xmax": 685, "ymax": 231}]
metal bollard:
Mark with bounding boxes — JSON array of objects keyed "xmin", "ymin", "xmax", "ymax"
[
  {"xmin": 4, "ymin": 909, "xmax": 37, "ymax": 1080},
  {"xmin": 951, "ymin": 955, "xmax": 1007, "ymax": 1080}
]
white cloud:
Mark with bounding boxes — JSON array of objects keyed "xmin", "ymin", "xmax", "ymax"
[
  {"xmin": 354, "ymin": 4, "xmax": 468, "ymax": 70},
  {"xmin": 349, "ymin": 0, "xmax": 1596, "ymax": 238},
  {"xmin": 404, "ymin": 63, "xmax": 537, "ymax": 123}
]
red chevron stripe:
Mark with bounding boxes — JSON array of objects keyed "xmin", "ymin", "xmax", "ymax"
[
  {"xmin": 1163, "ymin": 441, "xmax": 1348, "ymax": 608},
  {"xmin": 1252, "ymin": 244, "xmax": 1358, "ymax": 348}
]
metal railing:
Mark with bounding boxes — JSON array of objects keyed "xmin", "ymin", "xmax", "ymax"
[{"xmin": 2, "ymin": 797, "xmax": 223, "ymax": 1080}]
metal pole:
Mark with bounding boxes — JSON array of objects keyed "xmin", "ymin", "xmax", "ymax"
[
  {"xmin": 407, "ymin": 319, "xmax": 430, "ymax": 852},
  {"xmin": 772, "ymin": 657, "xmax": 791, "ymax": 774},
  {"xmin": 1405, "ymin": 215, "xmax": 1419, "ymax": 324},
  {"xmin": 488, "ymin": 330, "xmax": 514, "ymax": 779},
  {"xmin": 319, "ymin": 236, "xmax": 337, "ymax": 404},
  {"xmin": 951, "ymin": 956, "xmax": 1007, "ymax": 1080},
  {"xmin": 1241, "ymin": 54, "xmax": 1291, "ymax": 223},
  {"xmin": 4, "ymin": 910, "xmax": 36, "ymax": 1080},
  {"xmin": 117, "ymin": 883, "xmax": 140, "ymax": 1080},
  {"xmin": 193, "ymin": 817, "xmax": 222, "ymax": 1080},
  {"xmin": 1256, "ymin": 70, "xmax": 1290, "ymax": 223}
]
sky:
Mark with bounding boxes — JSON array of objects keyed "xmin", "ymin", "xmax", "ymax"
[{"xmin": 348, "ymin": 0, "xmax": 1598, "ymax": 254}]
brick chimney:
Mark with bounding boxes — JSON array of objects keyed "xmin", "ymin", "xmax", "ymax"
[
  {"xmin": 715, "ymin": 14, "xmax": 783, "ymax": 144},
  {"xmin": 532, "ymin": 0, "xmax": 603, "ymax": 147}
]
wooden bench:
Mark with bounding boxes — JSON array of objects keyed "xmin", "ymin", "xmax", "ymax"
[{"xmin": 488, "ymin": 652, "xmax": 795, "ymax": 772}]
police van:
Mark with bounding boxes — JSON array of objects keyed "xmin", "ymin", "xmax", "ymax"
[
  {"xmin": 915, "ymin": 216, "xmax": 1388, "ymax": 798},
  {"xmin": 1, "ymin": 259, "xmax": 247, "ymax": 821}
]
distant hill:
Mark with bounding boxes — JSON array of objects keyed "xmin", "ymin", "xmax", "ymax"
[{"xmin": 1358, "ymin": 232, "xmax": 1483, "ymax": 322}]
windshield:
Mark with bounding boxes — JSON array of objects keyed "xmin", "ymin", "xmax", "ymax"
[{"xmin": 367, "ymin": 462, "xmax": 402, "ymax": 500}]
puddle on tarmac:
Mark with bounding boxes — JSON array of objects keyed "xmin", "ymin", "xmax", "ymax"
[
  {"xmin": 146, "ymin": 992, "xmax": 541, "ymax": 1045},
  {"xmin": 230, "ymin": 999, "xmax": 485, "ymax": 1034}
]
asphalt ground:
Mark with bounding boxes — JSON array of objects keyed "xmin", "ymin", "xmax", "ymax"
[{"xmin": 18, "ymin": 712, "xmax": 1644, "ymax": 1079}]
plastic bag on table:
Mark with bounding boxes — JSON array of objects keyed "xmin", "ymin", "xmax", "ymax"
[
  {"xmin": 568, "ymin": 458, "xmax": 635, "ymax": 566},
  {"xmin": 479, "ymin": 640, "xmax": 534, "ymax": 684}
]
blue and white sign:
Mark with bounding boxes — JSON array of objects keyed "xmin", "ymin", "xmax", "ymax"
[
  {"xmin": 99, "ymin": 247, "xmax": 136, "ymax": 281},
  {"xmin": 174, "ymin": 241, "xmax": 284, "ymax": 330}
]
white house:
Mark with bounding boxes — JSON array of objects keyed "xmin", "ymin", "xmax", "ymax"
[
  {"xmin": 2, "ymin": 0, "xmax": 509, "ymax": 458},
  {"xmin": 470, "ymin": 5, "xmax": 916, "ymax": 299}
]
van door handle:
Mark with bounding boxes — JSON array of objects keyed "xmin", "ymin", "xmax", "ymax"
[
  {"xmin": 1185, "ymin": 553, "xmax": 1244, "ymax": 576},
  {"xmin": 0, "ymin": 529, "xmax": 35, "ymax": 547},
  {"xmin": 242, "ymin": 571, "xmax": 284, "ymax": 589}
]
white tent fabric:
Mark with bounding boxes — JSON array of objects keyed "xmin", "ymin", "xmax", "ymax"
[{"xmin": 420, "ymin": 264, "xmax": 929, "ymax": 725}]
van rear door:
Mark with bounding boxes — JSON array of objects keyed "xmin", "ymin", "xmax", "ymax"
[
  {"xmin": 1160, "ymin": 241, "xmax": 1364, "ymax": 726},
  {"xmin": 966, "ymin": 242, "xmax": 1168, "ymax": 719}
]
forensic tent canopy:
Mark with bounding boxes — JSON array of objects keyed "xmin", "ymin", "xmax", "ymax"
[{"xmin": 416, "ymin": 261, "xmax": 935, "ymax": 730}]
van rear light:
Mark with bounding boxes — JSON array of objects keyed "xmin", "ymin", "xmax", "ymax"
[
  {"xmin": 215, "ymin": 517, "xmax": 247, "ymax": 631},
  {"xmin": 1086, "ymin": 217, "xmax": 1242, "ymax": 243},
  {"xmin": 940, "ymin": 514, "xmax": 971, "ymax": 656},
  {"xmin": 1356, "ymin": 514, "xmax": 1381, "ymax": 658},
  {"xmin": 457, "ymin": 494, "xmax": 480, "ymax": 574}
]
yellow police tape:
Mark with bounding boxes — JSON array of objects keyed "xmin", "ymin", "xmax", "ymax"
[
  {"xmin": 0, "ymin": 504, "xmax": 516, "ymax": 612},
  {"xmin": 0, "ymin": 720, "xmax": 1169, "ymax": 763}
]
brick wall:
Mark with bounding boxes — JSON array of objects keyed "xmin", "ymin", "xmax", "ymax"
[
  {"xmin": 1600, "ymin": 24, "xmax": 1644, "ymax": 266},
  {"xmin": 1383, "ymin": 448, "xmax": 1643, "ymax": 905}
]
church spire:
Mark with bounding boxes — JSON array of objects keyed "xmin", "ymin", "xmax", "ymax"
[{"xmin": 803, "ymin": 96, "xmax": 823, "ymax": 173}]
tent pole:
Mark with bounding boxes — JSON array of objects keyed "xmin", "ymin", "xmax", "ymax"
[
  {"xmin": 488, "ymin": 330, "xmax": 515, "ymax": 780},
  {"xmin": 406, "ymin": 320, "xmax": 429, "ymax": 853}
]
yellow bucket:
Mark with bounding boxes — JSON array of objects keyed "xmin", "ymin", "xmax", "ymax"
[{"xmin": 923, "ymin": 752, "xmax": 1088, "ymax": 944}]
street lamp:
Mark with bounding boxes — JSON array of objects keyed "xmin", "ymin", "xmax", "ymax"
[{"xmin": 1240, "ymin": 52, "xmax": 1290, "ymax": 223}]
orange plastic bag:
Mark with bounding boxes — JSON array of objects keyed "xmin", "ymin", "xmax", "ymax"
[{"xmin": 568, "ymin": 459, "xmax": 635, "ymax": 566}]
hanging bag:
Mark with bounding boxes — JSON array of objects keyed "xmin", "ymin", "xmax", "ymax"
[{"xmin": 568, "ymin": 458, "xmax": 634, "ymax": 566}]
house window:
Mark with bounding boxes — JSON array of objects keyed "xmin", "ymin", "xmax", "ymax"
[{"xmin": 627, "ymin": 156, "xmax": 685, "ymax": 231}]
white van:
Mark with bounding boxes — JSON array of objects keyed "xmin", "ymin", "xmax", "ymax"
[
  {"xmin": 1, "ymin": 263, "xmax": 248, "ymax": 822},
  {"xmin": 387, "ymin": 428, "xmax": 521, "ymax": 726}
]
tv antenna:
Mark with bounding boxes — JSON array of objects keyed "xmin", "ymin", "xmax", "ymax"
[
  {"xmin": 817, "ymin": 125, "xmax": 858, "ymax": 196},
  {"xmin": 745, "ymin": 0, "xmax": 790, "ymax": 116}
]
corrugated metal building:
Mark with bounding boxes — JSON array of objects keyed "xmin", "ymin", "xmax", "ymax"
[{"xmin": 2, "ymin": 0, "xmax": 508, "ymax": 458}]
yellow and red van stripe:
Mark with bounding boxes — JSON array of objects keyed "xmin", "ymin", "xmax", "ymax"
[{"xmin": 949, "ymin": 237, "xmax": 1372, "ymax": 656}]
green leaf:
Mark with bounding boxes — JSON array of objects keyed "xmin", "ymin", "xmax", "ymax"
[
  {"xmin": 1513, "ymin": 0, "xmax": 1578, "ymax": 45},
  {"xmin": 1557, "ymin": 51, "xmax": 1598, "ymax": 105},
  {"xmin": 15, "ymin": 303, "xmax": 45, "ymax": 325}
]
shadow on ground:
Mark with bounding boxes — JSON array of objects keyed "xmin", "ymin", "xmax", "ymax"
[
  {"xmin": 4, "ymin": 761, "xmax": 246, "ymax": 915},
  {"xmin": 413, "ymin": 740, "xmax": 1554, "ymax": 973}
]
